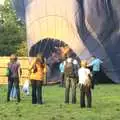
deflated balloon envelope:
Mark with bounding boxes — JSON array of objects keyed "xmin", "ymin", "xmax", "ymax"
[
  {"xmin": 12, "ymin": 0, "xmax": 120, "ymax": 83},
  {"xmin": 75, "ymin": 0, "xmax": 120, "ymax": 83}
]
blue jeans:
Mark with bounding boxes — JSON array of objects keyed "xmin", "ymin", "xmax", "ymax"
[
  {"xmin": 7, "ymin": 77, "xmax": 20, "ymax": 102},
  {"xmin": 10, "ymin": 86, "xmax": 16, "ymax": 98}
]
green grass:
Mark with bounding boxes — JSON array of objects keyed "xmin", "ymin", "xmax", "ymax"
[{"xmin": 0, "ymin": 84, "xmax": 120, "ymax": 120}]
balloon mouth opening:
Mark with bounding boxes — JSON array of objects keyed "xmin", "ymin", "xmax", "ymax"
[{"xmin": 29, "ymin": 37, "xmax": 77, "ymax": 58}]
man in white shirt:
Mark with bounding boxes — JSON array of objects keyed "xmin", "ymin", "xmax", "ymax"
[{"xmin": 78, "ymin": 60, "xmax": 92, "ymax": 108}]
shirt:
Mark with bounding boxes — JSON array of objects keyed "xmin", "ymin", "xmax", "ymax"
[
  {"xmin": 59, "ymin": 62, "xmax": 65, "ymax": 73},
  {"xmin": 29, "ymin": 59, "xmax": 46, "ymax": 80},
  {"xmin": 63, "ymin": 58, "xmax": 79, "ymax": 74},
  {"xmin": 78, "ymin": 67, "xmax": 91, "ymax": 85},
  {"xmin": 89, "ymin": 58, "xmax": 103, "ymax": 72},
  {"xmin": 8, "ymin": 61, "xmax": 20, "ymax": 78}
]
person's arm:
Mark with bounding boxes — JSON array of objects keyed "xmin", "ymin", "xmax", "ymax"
[
  {"xmin": 43, "ymin": 64, "xmax": 47, "ymax": 74},
  {"xmin": 87, "ymin": 69, "xmax": 94, "ymax": 89},
  {"xmin": 87, "ymin": 60, "xmax": 94, "ymax": 67},
  {"xmin": 18, "ymin": 63, "xmax": 22, "ymax": 78},
  {"xmin": 99, "ymin": 59, "xmax": 103, "ymax": 64},
  {"xmin": 77, "ymin": 69, "xmax": 80, "ymax": 84},
  {"xmin": 88, "ymin": 72, "xmax": 92, "ymax": 81},
  {"xmin": 28, "ymin": 58, "xmax": 36, "ymax": 72},
  {"xmin": 59, "ymin": 63, "xmax": 61, "ymax": 71}
]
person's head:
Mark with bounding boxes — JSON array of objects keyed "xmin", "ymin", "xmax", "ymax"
[
  {"xmin": 80, "ymin": 60, "xmax": 87, "ymax": 67},
  {"xmin": 36, "ymin": 53, "xmax": 44, "ymax": 64},
  {"xmin": 10, "ymin": 54, "xmax": 17, "ymax": 62},
  {"xmin": 92, "ymin": 55, "xmax": 96, "ymax": 59},
  {"xmin": 66, "ymin": 51, "xmax": 72, "ymax": 58},
  {"xmin": 64, "ymin": 44, "xmax": 69, "ymax": 48}
]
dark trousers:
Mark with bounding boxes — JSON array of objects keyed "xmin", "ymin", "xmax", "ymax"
[
  {"xmin": 80, "ymin": 85, "xmax": 92, "ymax": 108},
  {"xmin": 92, "ymin": 71, "xmax": 100, "ymax": 88},
  {"xmin": 59, "ymin": 73, "xmax": 64, "ymax": 87},
  {"xmin": 7, "ymin": 77, "xmax": 20, "ymax": 102},
  {"xmin": 65, "ymin": 76, "xmax": 76, "ymax": 104},
  {"xmin": 31, "ymin": 80, "xmax": 43, "ymax": 104}
]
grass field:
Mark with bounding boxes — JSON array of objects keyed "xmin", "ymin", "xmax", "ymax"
[{"xmin": 0, "ymin": 84, "xmax": 120, "ymax": 120}]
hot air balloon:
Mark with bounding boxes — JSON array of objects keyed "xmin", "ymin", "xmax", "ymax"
[{"xmin": 12, "ymin": 0, "xmax": 120, "ymax": 83}]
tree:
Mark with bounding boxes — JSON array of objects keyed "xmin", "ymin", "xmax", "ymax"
[{"xmin": 0, "ymin": 0, "xmax": 27, "ymax": 56}]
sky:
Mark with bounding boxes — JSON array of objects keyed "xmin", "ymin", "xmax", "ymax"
[{"xmin": 0, "ymin": 0, "xmax": 5, "ymax": 5}]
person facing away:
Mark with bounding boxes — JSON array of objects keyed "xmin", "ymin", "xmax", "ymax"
[
  {"xmin": 29, "ymin": 54, "xmax": 47, "ymax": 104},
  {"xmin": 7, "ymin": 54, "xmax": 21, "ymax": 102},
  {"xmin": 64, "ymin": 54, "xmax": 79, "ymax": 104},
  {"xmin": 87, "ymin": 56, "xmax": 103, "ymax": 87},
  {"xmin": 78, "ymin": 60, "xmax": 92, "ymax": 108}
]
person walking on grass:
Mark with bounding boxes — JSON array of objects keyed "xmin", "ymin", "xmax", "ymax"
[
  {"xmin": 29, "ymin": 54, "xmax": 46, "ymax": 104},
  {"xmin": 7, "ymin": 54, "xmax": 21, "ymax": 102},
  {"xmin": 78, "ymin": 60, "xmax": 92, "ymax": 108}
]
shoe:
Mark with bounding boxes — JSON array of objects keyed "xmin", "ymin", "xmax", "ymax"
[
  {"xmin": 17, "ymin": 99, "xmax": 21, "ymax": 102},
  {"xmin": 7, "ymin": 98, "xmax": 10, "ymax": 102},
  {"xmin": 65, "ymin": 101, "xmax": 69, "ymax": 104},
  {"xmin": 72, "ymin": 102, "xmax": 76, "ymax": 104}
]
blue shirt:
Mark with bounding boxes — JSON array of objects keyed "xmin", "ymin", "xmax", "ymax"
[
  {"xmin": 59, "ymin": 62, "xmax": 64, "ymax": 73},
  {"xmin": 89, "ymin": 58, "xmax": 103, "ymax": 72}
]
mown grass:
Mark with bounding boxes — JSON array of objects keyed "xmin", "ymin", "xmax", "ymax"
[{"xmin": 0, "ymin": 84, "xmax": 120, "ymax": 120}]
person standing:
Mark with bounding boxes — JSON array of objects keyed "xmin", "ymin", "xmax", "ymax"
[
  {"xmin": 64, "ymin": 55, "xmax": 78, "ymax": 104},
  {"xmin": 78, "ymin": 60, "xmax": 92, "ymax": 108},
  {"xmin": 7, "ymin": 54, "xmax": 21, "ymax": 102},
  {"xmin": 29, "ymin": 54, "xmax": 46, "ymax": 104},
  {"xmin": 88, "ymin": 56, "xmax": 103, "ymax": 88}
]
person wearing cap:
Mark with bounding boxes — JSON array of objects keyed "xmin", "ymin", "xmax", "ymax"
[
  {"xmin": 7, "ymin": 54, "xmax": 21, "ymax": 102},
  {"xmin": 78, "ymin": 60, "xmax": 92, "ymax": 108},
  {"xmin": 29, "ymin": 54, "xmax": 46, "ymax": 104}
]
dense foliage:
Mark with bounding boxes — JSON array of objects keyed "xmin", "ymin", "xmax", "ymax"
[{"xmin": 0, "ymin": 0, "xmax": 27, "ymax": 56}]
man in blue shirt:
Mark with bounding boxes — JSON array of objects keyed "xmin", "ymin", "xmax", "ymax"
[{"xmin": 88, "ymin": 56, "xmax": 103, "ymax": 88}]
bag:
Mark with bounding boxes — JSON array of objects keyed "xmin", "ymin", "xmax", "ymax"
[
  {"xmin": 5, "ymin": 68, "xmax": 10, "ymax": 76},
  {"xmin": 22, "ymin": 80, "xmax": 29, "ymax": 95},
  {"xmin": 64, "ymin": 61, "xmax": 74, "ymax": 77},
  {"xmin": 84, "ymin": 74, "xmax": 92, "ymax": 88},
  {"xmin": 84, "ymin": 78, "xmax": 92, "ymax": 88}
]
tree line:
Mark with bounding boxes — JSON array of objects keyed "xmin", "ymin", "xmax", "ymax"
[{"xmin": 0, "ymin": 0, "xmax": 27, "ymax": 56}]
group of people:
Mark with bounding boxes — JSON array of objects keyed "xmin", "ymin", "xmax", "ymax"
[
  {"xmin": 6, "ymin": 53, "xmax": 102, "ymax": 108},
  {"xmin": 6, "ymin": 54, "xmax": 46, "ymax": 104},
  {"xmin": 59, "ymin": 55, "xmax": 103, "ymax": 108}
]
